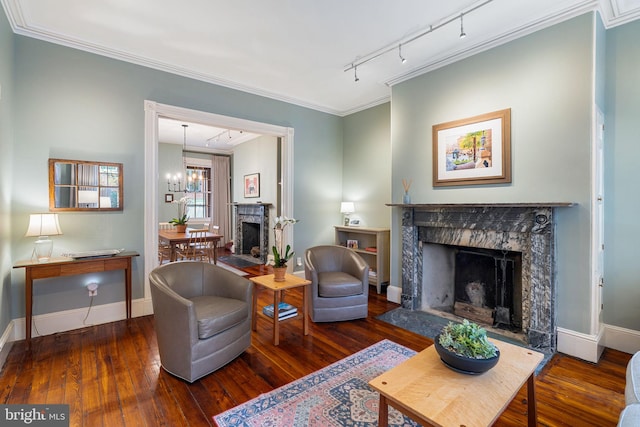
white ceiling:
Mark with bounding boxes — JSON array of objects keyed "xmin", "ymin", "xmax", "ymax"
[{"xmin": 2, "ymin": 0, "xmax": 640, "ymax": 118}]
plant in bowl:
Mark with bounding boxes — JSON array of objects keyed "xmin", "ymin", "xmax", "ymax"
[{"xmin": 434, "ymin": 319, "xmax": 500, "ymax": 374}]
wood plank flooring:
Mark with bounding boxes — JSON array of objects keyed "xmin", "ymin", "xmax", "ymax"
[{"xmin": 0, "ymin": 271, "xmax": 631, "ymax": 426}]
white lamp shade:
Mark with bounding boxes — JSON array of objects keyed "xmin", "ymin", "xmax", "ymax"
[
  {"xmin": 340, "ymin": 202, "xmax": 355, "ymax": 214},
  {"xmin": 25, "ymin": 213, "xmax": 63, "ymax": 237}
]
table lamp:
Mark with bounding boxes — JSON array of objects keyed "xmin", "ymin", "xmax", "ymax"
[
  {"xmin": 25, "ymin": 213, "xmax": 63, "ymax": 262},
  {"xmin": 340, "ymin": 202, "xmax": 355, "ymax": 226}
]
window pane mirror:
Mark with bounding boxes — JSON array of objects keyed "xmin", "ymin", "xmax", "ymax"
[{"xmin": 49, "ymin": 158, "xmax": 123, "ymax": 211}]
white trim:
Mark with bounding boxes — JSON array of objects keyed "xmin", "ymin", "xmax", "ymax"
[
  {"xmin": 144, "ymin": 101, "xmax": 295, "ymax": 300},
  {"xmin": 386, "ymin": 285, "xmax": 402, "ymax": 304},
  {"xmin": 603, "ymin": 324, "xmax": 640, "ymax": 355},
  {"xmin": 10, "ymin": 298, "xmax": 152, "ymax": 341},
  {"xmin": 557, "ymin": 326, "xmax": 605, "ymax": 362},
  {"xmin": 0, "ymin": 322, "xmax": 15, "ymax": 371}
]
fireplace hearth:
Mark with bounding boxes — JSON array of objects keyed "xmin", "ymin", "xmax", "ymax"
[{"xmin": 397, "ymin": 203, "xmax": 573, "ymax": 353}]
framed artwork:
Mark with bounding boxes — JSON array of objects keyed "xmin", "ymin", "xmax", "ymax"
[
  {"xmin": 164, "ymin": 193, "xmax": 174, "ymax": 203},
  {"xmin": 244, "ymin": 173, "xmax": 260, "ymax": 198},
  {"xmin": 432, "ymin": 108, "xmax": 511, "ymax": 187}
]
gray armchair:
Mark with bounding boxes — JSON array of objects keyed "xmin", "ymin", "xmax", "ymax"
[
  {"xmin": 305, "ymin": 245, "xmax": 369, "ymax": 322},
  {"xmin": 149, "ymin": 261, "xmax": 252, "ymax": 382}
]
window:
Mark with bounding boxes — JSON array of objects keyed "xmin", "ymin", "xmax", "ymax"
[{"xmin": 184, "ymin": 166, "xmax": 211, "ymax": 220}]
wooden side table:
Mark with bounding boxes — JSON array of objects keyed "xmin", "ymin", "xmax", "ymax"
[
  {"xmin": 249, "ymin": 273, "xmax": 310, "ymax": 346},
  {"xmin": 369, "ymin": 339, "xmax": 544, "ymax": 427}
]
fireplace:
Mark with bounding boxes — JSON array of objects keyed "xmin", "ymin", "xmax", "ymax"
[
  {"xmin": 400, "ymin": 203, "xmax": 572, "ymax": 353},
  {"xmin": 234, "ymin": 203, "xmax": 271, "ymax": 263}
]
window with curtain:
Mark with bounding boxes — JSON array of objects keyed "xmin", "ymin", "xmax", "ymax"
[{"xmin": 184, "ymin": 166, "xmax": 211, "ymax": 220}]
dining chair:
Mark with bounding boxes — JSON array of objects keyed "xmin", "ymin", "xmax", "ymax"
[
  {"xmin": 158, "ymin": 222, "xmax": 173, "ymax": 264},
  {"xmin": 176, "ymin": 229, "xmax": 214, "ymax": 262}
]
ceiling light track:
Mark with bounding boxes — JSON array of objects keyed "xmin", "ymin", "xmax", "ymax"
[{"xmin": 343, "ymin": 0, "xmax": 493, "ymax": 77}]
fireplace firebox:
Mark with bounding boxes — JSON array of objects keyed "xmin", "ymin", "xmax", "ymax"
[{"xmin": 234, "ymin": 203, "xmax": 271, "ymax": 264}]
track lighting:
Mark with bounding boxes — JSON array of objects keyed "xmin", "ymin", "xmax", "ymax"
[
  {"xmin": 343, "ymin": 0, "xmax": 492, "ymax": 81},
  {"xmin": 354, "ymin": 65, "xmax": 359, "ymax": 82},
  {"xmin": 459, "ymin": 13, "xmax": 466, "ymax": 39},
  {"xmin": 398, "ymin": 44, "xmax": 406, "ymax": 64}
]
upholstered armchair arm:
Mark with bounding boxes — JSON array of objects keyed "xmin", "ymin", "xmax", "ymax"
[
  {"xmin": 343, "ymin": 251, "xmax": 369, "ymax": 287},
  {"xmin": 149, "ymin": 273, "xmax": 199, "ymax": 349},
  {"xmin": 304, "ymin": 249, "xmax": 320, "ymax": 291}
]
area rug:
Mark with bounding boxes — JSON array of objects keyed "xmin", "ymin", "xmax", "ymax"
[
  {"xmin": 213, "ymin": 339, "xmax": 419, "ymax": 427},
  {"xmin": 218, "ymin": 255, "xmax": 263, "ymax": 269}
]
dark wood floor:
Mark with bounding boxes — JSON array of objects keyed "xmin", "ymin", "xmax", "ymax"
[{"xmin": 0, "ymin": 262, "xmax": 631, "ymax": 426}]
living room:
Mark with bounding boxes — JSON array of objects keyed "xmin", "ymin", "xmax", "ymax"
[{"xmin": 0, "ymin": 2, "xmax": 639, "ymax": 424}]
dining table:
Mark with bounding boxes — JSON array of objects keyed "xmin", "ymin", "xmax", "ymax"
[{"xmin": 158, "ymin": 228, "xmax": 223, "ymax": 263}]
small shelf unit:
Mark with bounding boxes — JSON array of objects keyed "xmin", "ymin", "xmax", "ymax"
[{"xmin": 334, "ymin": 226, "xmax": 390, "ymax": 294}]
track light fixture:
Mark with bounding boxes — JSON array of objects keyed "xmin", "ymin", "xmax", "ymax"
[
  {"xmin": 354, "ymin": 65, "xmax": 359, "ymax": 82},
  {"xmin": 459, "ymin": 13, "xmax": 466, "ymax": 39},
  {"xmin": 343, "ymin": 0, "xmax": 493, "ymax": 81},
  {"xmin": 398, "ymin": 44, "xmax": 407, "ymax": 64}
]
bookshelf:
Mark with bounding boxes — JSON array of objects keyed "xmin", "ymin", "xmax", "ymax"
[{"xmin": 334, "ymin": 226, "xmax": 390, "ymax": 294}]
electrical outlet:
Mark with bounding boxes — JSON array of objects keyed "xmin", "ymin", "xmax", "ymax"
[
  {"xmin": 296, "ymin": 257, "xmax": 302, "ymax": 266},
  {"xmin": 87, "ymin": 282, "xmax": 98, "ymax": 296}
]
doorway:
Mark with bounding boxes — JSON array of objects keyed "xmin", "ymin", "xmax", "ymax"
[{"xmin": 143, "ymin": 101, "xmax": 294, "ymax": 303}]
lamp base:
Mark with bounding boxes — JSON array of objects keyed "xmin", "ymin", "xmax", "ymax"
[{"xmin": 33, "ymin": 237, "xmax": 53, "ymax": 263}]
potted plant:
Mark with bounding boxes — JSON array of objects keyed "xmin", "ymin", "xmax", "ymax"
[
  {"xmin": 169, "ymin": 197, "xmax": 189, "ymax": 232},
  {"xmin": 434, "ymin": 319, "xmax": 500, "ymax": 374},
  {"xmin": 268, "ymin": 216, "xmax": 298, "ymax": 281}
]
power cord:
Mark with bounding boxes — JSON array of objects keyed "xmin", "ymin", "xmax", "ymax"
[{"xmin": 83, "ymin": 295, "xmax": 95, "ymax": 325}]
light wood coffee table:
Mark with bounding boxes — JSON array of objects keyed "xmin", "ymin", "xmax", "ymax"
[
  {"xmin": 369, "ymin": 339, "xmax": 544, "ymax": 427},
  {"xmin": 250, "ymin": 273, "xmax": 310, "ymax": 346}
]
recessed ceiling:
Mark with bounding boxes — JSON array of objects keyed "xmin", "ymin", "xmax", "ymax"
[{"xmin": 2, "ymin": 0, "xmax": 640, "ymax": 116}]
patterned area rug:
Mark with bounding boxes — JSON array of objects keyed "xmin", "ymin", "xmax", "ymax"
[{"xmin": 214, "ymin": 339, "xmax": 419, "ymax": 427}]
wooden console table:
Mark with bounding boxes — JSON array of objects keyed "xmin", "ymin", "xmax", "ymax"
[{"xmin": 13, "ymin": 251, "xmax": 139, "ymax": 348}]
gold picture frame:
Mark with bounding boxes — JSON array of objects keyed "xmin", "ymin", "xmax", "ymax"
[{"xmin": 432, "ymin": 108, "xmax": 511, "ymax": 187}]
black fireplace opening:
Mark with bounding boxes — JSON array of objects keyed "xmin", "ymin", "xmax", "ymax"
[
  {"xmin": 453, "ymin": 247, "xmax": 522, "ymax": 332},
  {"xmin": 241, "ymin": 222, "xmax": 261, "ymax": 257}
]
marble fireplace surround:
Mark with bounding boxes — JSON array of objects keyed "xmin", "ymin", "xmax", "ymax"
[
  {"xmin": 234, "ymin": 203, "xmax": 271, "ymax": 264},
  {"xmin": 398, "ymin": 203, "xmax": 573, "ymax": 353}
]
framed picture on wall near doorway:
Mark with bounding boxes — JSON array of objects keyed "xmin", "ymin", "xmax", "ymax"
[
  {"xmin": 432, "ymin": 108, "xmax": 511, "ymax": 187},
  {"xmin": 244, "ymin": 173, "xmax": 260, "ymax": 198}
]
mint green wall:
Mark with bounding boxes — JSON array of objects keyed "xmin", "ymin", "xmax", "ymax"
[
  {"xmin": 0, "ymin": 10, "xmax": 14, "ymax": 332},
  {"xmin": 9, "ymin": 34, "xmax": 342, "ymax": 318},
  {"xmin": 158, "ymin": 142, "xmax": 183, "ymax": 222},
  {"xmin": 391, "ymin": 14, "xmax": 595, "ymax": 333},
  {"xmin": 343, "ymin": 103, "xmax": 391, "ymax": 228},
  {"xmin": 604, "ymin": 19, "xmax": 640, "ymax": 330}
]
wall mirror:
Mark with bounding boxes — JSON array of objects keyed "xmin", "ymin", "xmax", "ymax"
[{"xmin": 49, "ymin": 158, "xmax": 123, "ymax": 211}]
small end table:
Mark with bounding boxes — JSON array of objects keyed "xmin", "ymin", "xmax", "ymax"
[{"xmin": 249, "ymin": 273, "xmax": 310, "ymax": 345}]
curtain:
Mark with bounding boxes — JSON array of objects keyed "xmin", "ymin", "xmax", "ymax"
[{"xmin": 212, "ymin": 156, "xmax": 231, "ymax": 244}]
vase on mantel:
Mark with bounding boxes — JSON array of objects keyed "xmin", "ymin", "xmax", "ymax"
[
  {"xmin": 403, "ymin": 192, "xmax": 411, "ymax": 204},
  {"xmin": 273, "ymin": 266, "xmax": 287, "ymax": 282}
]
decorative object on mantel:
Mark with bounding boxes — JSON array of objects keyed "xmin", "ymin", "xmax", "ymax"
[
  {"xmin": 25, "ymin": 213, "xmax": 63, "ymax": 263},
  {"xmin": 432, "ymin": 108, "xmax": 511, "ymax": 187},
  {"xmin": 268, "ymin": 216, "xmax": 298, "ymax": 281},
  {"xmin": 169, "ymin": 196, "xmax": 189, "ymax": 232},
  {"xmin": 402, "ymin": 178, "xmax": 412, "ymax": 204},
  {"xmin": 434, "ymin": 319, "xmax": 500, "ymax": 374}
]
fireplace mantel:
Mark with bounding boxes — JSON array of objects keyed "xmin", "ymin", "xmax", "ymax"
[{"xmin": 396, "ymin": 202, "xmax": 574, "ymax": 353}]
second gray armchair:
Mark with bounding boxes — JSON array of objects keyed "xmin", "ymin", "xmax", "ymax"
[{"xmin": 304, "ymin": 245, "xmax": 369, "ymax": 322}]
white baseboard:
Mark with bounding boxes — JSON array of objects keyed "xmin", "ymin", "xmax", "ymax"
[
  {"xmin": 386, "ymin": 285, "xmax": 401, "ymax": 304},
  {"xmin": 0, "ymin": 321, "xmax": 15, "ymax": 370},
  {"xmin": 557, "ymin": 326, "xmax": 605, "ymax": 362},
  {"xmin": 603, "ymin": 324, "xmax": 640, "ymax": 355},
  {"xmin": 11, "ymin": 298, "xmax": 153, "ymax": 341}
]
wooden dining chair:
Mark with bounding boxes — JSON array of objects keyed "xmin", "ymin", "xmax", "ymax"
[
  {"xmin": 158, "ymin": 222, "xmax": 173, "ymax": 264},
  {"xmin": 176, "ymin": 230, "xmax": 214, "ymax": 262}
]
